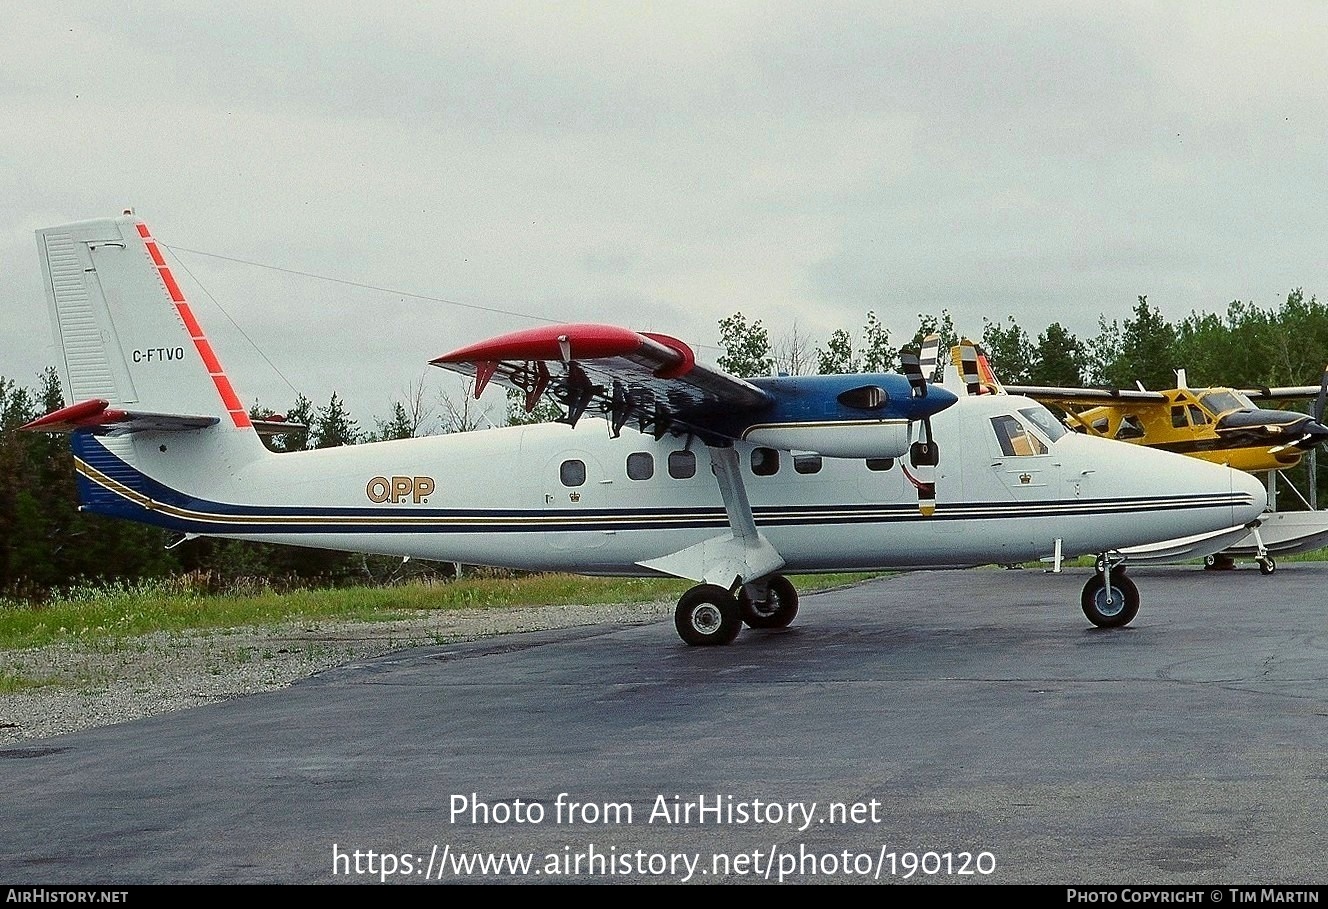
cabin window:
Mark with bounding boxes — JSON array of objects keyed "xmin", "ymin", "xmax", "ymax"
[
  {"xmin": 1187, "ymin": 405, "xmax": 1209, "ymax": 426},
  {"xmin": 991, "ymin": 415, "xmax": 1047, "ymax": 457},
  {"xmin": 560, "ymin": 459, "xmax": 586, "ymax": 487},
  {"xmin": 794, "ymin": 454, "xmax": 823, "ymax": 475},
  {"xmin": 668, "ymin": 450, "xmax": 696, "ymax": 479},
  {"xmin": 626, "ymin": 452, "xmax": 654, "ymax": 481},
  {"xmin": 1115, "ymin": 415, "xmax": 1145, "ymax": 440},
  {"xmin": 1171, "ymin": 406, "xmax": 1189, "ymax": 429},
  {"xmin": 751, "ymin": 447, "xmax": 780, "ymax": 476},
  {"xmin": 836, "ymin": 385, "xmax": 889, "ymax": 410},
  {"xmin": 866, "ymin": 458, "xmax": 895, "ymax": 471}
]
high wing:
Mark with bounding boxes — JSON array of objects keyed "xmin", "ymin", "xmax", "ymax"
[
  {"xmin": 1233, "ymin": 362, "xmax": 1328, "ymax": 405},
  {"xmin": 1240, "ymin": 384, "xmax": 1326, "ymax": 403},
  {"xmin": 431, "ymin": 323, "xmax": 771, "ymax": 441},
  {"xmin": 1001, "ymin": 384, "xmax": 1167, "ymax": 405}
]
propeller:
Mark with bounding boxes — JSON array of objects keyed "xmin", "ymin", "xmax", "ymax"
[
  {"xmin": 1266, "ymin": 364, "xmax": 1328, "ymax": 454},
  {"xmin": 900, "ymin": 348, "xmax": 939, "ymax": 516}
]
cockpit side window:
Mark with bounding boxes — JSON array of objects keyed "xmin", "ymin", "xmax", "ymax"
[
  {"xmin": 1017, "ymin": 405, "xmax": 1068, "ymax": 442},
  {"xmin": 991, "ymin": 415, "xmax": 1048, "ymax": 457}
]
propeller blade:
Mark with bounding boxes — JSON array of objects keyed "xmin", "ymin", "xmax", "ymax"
[
  {"xmin": 958, "ymin": 338, "xmax": 981, "ymax": 396},
  {"xmin": 900, "ymin": 350, "xmax": 928, "ymax": 398},
  {"xmin": 904, "ymin": 416, "xmax": 940, "ymax": 516},
  {"xmin": 975, "ymin": 344, "xmax": 1003, "ymax": 394},
  {"xmin": 1270, "ymin": 433, "xmax": 1314, "ymax": 454},
  {"xmin": 904, "ymin": 466, "xmax": 936, "ymax": 516},
  {"xmin": 919, "ymin": 333, "xmax": 940, "ymax": 380}
]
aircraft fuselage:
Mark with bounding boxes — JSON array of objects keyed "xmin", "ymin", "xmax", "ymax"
[{"xmin": 72, "ymin": 393, "xmax": 1266, "ymax": 577}]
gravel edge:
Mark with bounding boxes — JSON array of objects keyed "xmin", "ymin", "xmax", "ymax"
[{"xmin": 0, "ymin": 601, "xmax": 673, "ymax": 746}]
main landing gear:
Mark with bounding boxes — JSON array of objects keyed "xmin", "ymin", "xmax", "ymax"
[
  {"xmin": 1204, "ymin": 553, "xmax": 1276, "ymax": 574},
  {"xmin": 674, "ymin": 574, "xmax": 801, "ymax": 646},
  {"xmin": 1081, "ymin": 552, "xmax": 1139, "ymax": 628}
]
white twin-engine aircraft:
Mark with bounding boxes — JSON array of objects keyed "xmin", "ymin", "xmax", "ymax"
[{"xmin": 23, "ymin": 215, "xmax": 1267, "ymax": 645}]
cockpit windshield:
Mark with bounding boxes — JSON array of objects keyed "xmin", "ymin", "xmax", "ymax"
[
  {"xmin": 1018, "ymin": 405, "xmax": 1068, "ymax": 442},
  {"xmin": 1199, "ymin": 390, "xmax": 1253, "ymax": 415}
]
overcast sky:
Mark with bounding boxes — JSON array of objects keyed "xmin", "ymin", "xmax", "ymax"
[{"xmin": 3, "ymin": 2, "xmax": 1325, "ymax": 426}]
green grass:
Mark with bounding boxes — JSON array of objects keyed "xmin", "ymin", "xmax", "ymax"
[
  {"xmin": 0, "ymin": 673, "xmax": 58, "ymax": 694},
  {"xmin": 0, "ymin": 572, "xmax": 883, "ymax": 651}
]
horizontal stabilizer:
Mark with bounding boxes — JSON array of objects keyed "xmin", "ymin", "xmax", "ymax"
[
  {"xmin": 251, "ymin": 417, "xmax": 308, "ymax": 438},
  {"xmin": 20, "ymin": 398, "xmax": 219, "ymax": 436}
]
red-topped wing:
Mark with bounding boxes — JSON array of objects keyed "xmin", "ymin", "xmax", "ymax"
[{"xmin": 431, "ymin": 323, "xmax": 770, "ymax": 438}]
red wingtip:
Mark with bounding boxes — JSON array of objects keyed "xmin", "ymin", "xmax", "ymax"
[{"xmin": 20, "ymin": 399, "xmax": 118, "ymax": 432}]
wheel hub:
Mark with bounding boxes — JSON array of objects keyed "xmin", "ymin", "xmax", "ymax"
[
  {"xmin": 1095, "ymin": 587, "xmax": 1125, "ymax": 617},
  {"xmin": 691, "ymin": 604, "xmax": 723, "ymax": 634}
]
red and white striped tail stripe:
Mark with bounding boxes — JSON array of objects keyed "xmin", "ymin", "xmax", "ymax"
[{"xmin": 135, "ymin": 222, "xmax": 251, "ymax": 429}]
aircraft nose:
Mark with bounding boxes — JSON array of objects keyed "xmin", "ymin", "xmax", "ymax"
[
  {"xmin": 1302, "ymin": 419, "xmax": 1328, "ymax": 448},
  {"xmin": 1231, "ymin": 468, "xmax": 1269, "ymax": 525}
]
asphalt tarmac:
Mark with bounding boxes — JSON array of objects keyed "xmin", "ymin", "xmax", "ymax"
[{"xmin": 2, "ymin": 563, "xmax": 1326, "ymax": 886}]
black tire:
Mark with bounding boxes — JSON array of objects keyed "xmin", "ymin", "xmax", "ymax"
[
  {"xmin": 1259, "ymin": 557, "xmax": 1276, "ymax": 575},
  {"xmin": 738, "ymin": 575, "xmax": 799, "ymax": 629},
  {"xmin": 1081, "ymin": 573, "xmax": 1140, "ymax": 628},
  {"xmin": 675, "ymin": 585, "xmax": 742, "ymax": 646}
]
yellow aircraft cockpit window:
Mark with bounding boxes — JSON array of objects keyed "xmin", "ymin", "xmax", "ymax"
[
  {"xmin": 1199, "ymin": 390, "xmax": 1252, "ymax": 416},
  {"xmin": 1171, "ymin": 406, "xmax": 1188, "ymax": 429},
  {"xmin": 1187, "ymin": 405, "xmax": 1209, "ymax": 425},
  {"xmin": 991, "ymin": 414, "xmax": 1048, "ymax": 457}
]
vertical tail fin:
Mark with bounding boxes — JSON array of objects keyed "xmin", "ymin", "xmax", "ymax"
[
  {"xmin": 28, "ymin": 212, "xmax": 270, "ymax": 517},
  {"xmin": 37, "ymin": 214, "xmax": 257, "ymax": 430}
]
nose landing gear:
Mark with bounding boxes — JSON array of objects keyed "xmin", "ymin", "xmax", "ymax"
[{"xmin": 1082, "ymin": 552, "xmax": 1139, "ymax": 628}]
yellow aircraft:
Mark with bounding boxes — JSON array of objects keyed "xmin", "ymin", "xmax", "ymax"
[
  {"xmin": 935, "ymin": 340, "xmax": 1328, "ymax": 573},
  {"xmin": 984, "ymin": 364, "xmax": 1328, "ymax": 475}
]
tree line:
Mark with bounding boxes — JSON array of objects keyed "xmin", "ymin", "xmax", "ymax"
[
  {"xmin": 717, "ymin": 290, "xmax": 1328, "ymax": 395},
  {"xmin": 2, "ymin": 289, "xmax": 1324, "ymax": 596}
]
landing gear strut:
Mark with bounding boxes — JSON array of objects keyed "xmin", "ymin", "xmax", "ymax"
[{"xmin": 1081, "ymin": 553, "xmax": 1139, "ymax": 628}]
